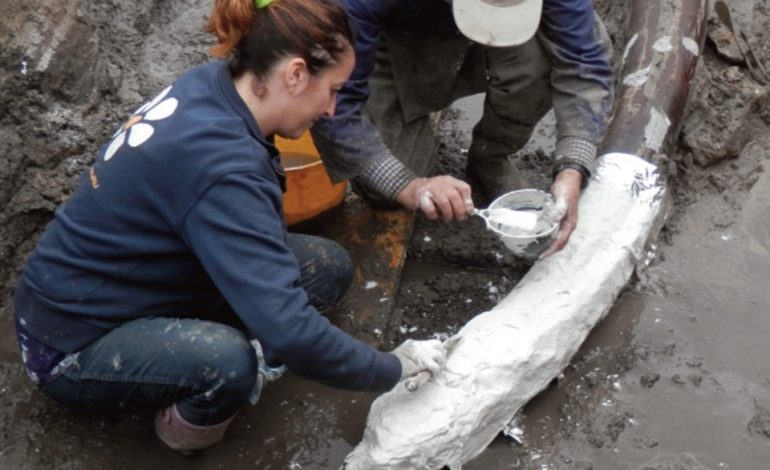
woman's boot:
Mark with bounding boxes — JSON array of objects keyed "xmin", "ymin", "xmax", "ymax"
[{"xmin": 154, "ymin": 403, "xmax": 236, "ymax": 453}]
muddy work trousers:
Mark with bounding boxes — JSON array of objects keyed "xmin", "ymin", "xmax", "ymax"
[
  {"xmin": 40, "ymin": 233, "xmax": 353, "ymax": 426},
  {"xmin": 362, "ymin": 33, "xmax": 552, "ymax": 180}
]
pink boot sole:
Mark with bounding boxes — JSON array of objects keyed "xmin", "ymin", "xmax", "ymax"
[{"xmin": 154, "ymin": 403, "xmax": 236, "ymax": 453}]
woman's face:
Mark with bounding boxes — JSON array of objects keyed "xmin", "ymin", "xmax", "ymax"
[{"xmin": 277, "ymin": 48, "xmax": 355, "ymax": 139}]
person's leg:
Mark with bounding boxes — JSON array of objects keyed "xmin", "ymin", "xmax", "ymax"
[
  {"xmin": 466, "ymin": 36, "xmax": 553, "ymax": 204},
  {"xmin": 206, "ymin": 233, "xmax": 352, "ymax": 328},
  {"xmin": 355, "ymin": 34, "xmax": 439, "ymax": 208},
  {"xmin": 41, "ymin": 317, "xmax": 257, "ymax": 449},
  {"xmin": 286, "ymin": 233, "xmax": 353, "ymax": 313}
]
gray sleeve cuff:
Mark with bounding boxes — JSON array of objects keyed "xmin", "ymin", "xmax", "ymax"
[
  {"xmin": 553, "ymin": 137, "xmax": 598, "ymax": 177},
  {"xmin": 356, "ymin": 152, "xmax": 417, "ymax": 201}
]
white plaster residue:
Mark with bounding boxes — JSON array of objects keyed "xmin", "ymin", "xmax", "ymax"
[
  {"xmin": 479, "ymin": 208, "xmax": 538, "ymax": 234},
  {"xmin": 653, "ymin": 36, "xmax": 673, "ymax": 53},
  {"xmin": 343, "ymin": 153, "xmax": 665, "ymax": 469},
  {"xmin": 623, "ymin": 65, "xmax": 651, "ymax": 87},
  {"xmin": 622, "ymin": 33, "xmax": 639, "ymax": 66},
  {"xmin": 644, "ymin": 107, "xmax": 671, "ymax": 153},
  {"xmin": 398, "ymin": 325, "xmax": 418, "ymax": 334},
  {"xmin": 35, "ymin": 0, "xmax": 80, "ymax": 72},
  {"xmin": 20, "ymin": 60, "xmax": 28, "ymax": 76},
  {"xmin": 163, "ymin": 320, "xmax": 181, "ymax": 334},
  {"xmin": 20, "ymin": 345, "xmax": 28, "ymax": 365},
  {"xmin": 204, "ymin": 378, "xmax": 225, "ymax": 400},
  {"xmin": 682, "ymin": 37, "xmax": 699, "ymax": 56},
  {"xmin": 419, "ymin": 189, "xmax": 434, "ymax": 211},
  {"xmin": 180, "ymin": 326, "xmax": 205, "ymax": 342},
  {"xmin": 423, "ymin": 235, "xmax": 432, "ymax": 243},
  {"xmin": 502, "ymin": 421, "xmax": 524, "ymax": 445},
  {"xmin": 364, "ymin": 281, "xmax": 378, "ymax": 290}
]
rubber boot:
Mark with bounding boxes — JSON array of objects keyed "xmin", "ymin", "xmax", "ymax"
[
  {"xmin": 154, "ymin": 403, "xmax": 236, "ymax": 453},
  {"xmin": 466, "ymin": 155, "xmax": 527, "ymax": 206}
]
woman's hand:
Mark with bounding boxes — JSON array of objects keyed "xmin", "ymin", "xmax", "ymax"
[
  {"xmin": 396, "ymin": 175, "xmax": 472, "ymax": 223},
  {"xmin": 391, "ymin": 339, "xmax": 446, "ymax": 380}
]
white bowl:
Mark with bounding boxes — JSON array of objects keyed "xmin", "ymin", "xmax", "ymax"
[{"xmin": 486, "ymin": 189, "xmax": 559, "ymax": 261}]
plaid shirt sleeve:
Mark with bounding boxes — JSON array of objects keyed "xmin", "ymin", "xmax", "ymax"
[
  {"xmin": 540, "ymin": 0, "xmax": 615, "ymax": 179},
  {"xmin": 356, "ymin": 151, "xmax": 416, "ymax": 201}
]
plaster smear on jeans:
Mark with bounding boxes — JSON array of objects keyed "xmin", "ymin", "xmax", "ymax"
[{"xmin": 180, "ymin": 325, "xmax": 229, "ymax": 344}]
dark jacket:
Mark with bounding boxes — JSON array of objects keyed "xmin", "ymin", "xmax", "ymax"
[
  {"xmin": 15, "ymin": 61, "xmax": 401, "ymax": 391},
  {"xmin": 313, "ymin": 0, "xmax": 614, "ymax": 198}
]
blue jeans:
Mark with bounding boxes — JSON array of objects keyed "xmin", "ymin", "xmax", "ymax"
[{"xmin": 40, "ymin": 233, "xmax": 353, "ymax": 426}]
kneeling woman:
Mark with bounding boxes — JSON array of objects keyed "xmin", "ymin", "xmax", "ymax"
[{"xmin": 13, "ymin": 0, "xmax": 444, "ymax": 452}]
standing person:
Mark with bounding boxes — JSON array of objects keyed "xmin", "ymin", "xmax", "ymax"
[
  {"xmin": 13, "ymin": 0, "xmax": 445, "ymax": 453},
  {"xmin": 311, "ymin": 0, "xmax": 614, "ymax": 256}
]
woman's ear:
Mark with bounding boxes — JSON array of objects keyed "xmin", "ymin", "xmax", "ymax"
[{"xmin": 284, "ymin": 57, "xmax": 310, "ymax": 96}]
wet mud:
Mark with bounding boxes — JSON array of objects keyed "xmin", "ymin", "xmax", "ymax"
[{"xmin": 2, "ymin": 0, "xmax": 770, "ymax": 469}]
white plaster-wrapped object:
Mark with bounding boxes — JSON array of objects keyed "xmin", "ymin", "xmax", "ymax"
[{"xmin": 344, "ymin": 153, "xmax": 666, "ymax": 469}]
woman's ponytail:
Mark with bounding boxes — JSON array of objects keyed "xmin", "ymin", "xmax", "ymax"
[
  {"xmin": 206, "ymin": 0, "xmax": 354, "ymax": 80},
  {"xmin": 207, "ymin": 0, "xmax": 256, "ymax": 58}
]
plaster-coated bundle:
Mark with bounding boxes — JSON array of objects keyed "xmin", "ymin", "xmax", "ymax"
[{"xmin": 343, "ymin": 153, "xmax": 666, "ymax": 469}]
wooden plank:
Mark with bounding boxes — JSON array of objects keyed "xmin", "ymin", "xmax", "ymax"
[{"xmin": 291, "ymin": 193, "xmax": 415, "ymax": 348}]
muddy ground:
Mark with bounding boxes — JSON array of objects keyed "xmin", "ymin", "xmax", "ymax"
[{"xmin": 2, "ymin": 0, "xmax": 770, "ymax": 469}]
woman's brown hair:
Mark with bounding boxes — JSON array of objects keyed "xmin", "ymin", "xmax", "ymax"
[{"xmin": 206, "ymin": 0, "xmax": 354, "ymax": 79}]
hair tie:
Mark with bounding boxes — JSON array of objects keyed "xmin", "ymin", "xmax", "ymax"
[{"xmin": 255, "ymin": 0, "xmax": 272, "ymax": 8}]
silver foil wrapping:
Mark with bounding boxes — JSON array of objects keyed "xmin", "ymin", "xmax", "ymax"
[{"xmin": 344, "ymin": 153, "xmax": 666, "ymax": 469}]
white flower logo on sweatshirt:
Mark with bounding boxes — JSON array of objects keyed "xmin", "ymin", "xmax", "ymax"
[{"xmin": 103, "ymin": 86, "xmax": 178, "ymax": 161}]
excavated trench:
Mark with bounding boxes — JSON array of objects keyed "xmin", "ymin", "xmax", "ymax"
[{"xmin": 2, "ymin": 0, "xmax": 770, "ymax": 469}]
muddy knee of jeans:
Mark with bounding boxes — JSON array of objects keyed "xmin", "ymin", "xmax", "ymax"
[
  {"xmin": 306, "ymin": 258, "xmax": 354, "ymax": 313},
  {"xmin": 325, "ymin": 244, "xmax": 354, "ymax": 295},
  {"xmin": 182, "ymin": 352, "xmax": 258, "ymax": 424},
  {"xmin": 186, "ymin": 328, "xmax": 257, "ymax": 390}
]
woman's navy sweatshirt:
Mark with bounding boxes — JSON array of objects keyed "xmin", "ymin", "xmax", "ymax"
[{"xmin": 14, "ymin": 61, "xmax": 401, "ymax": 392}]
